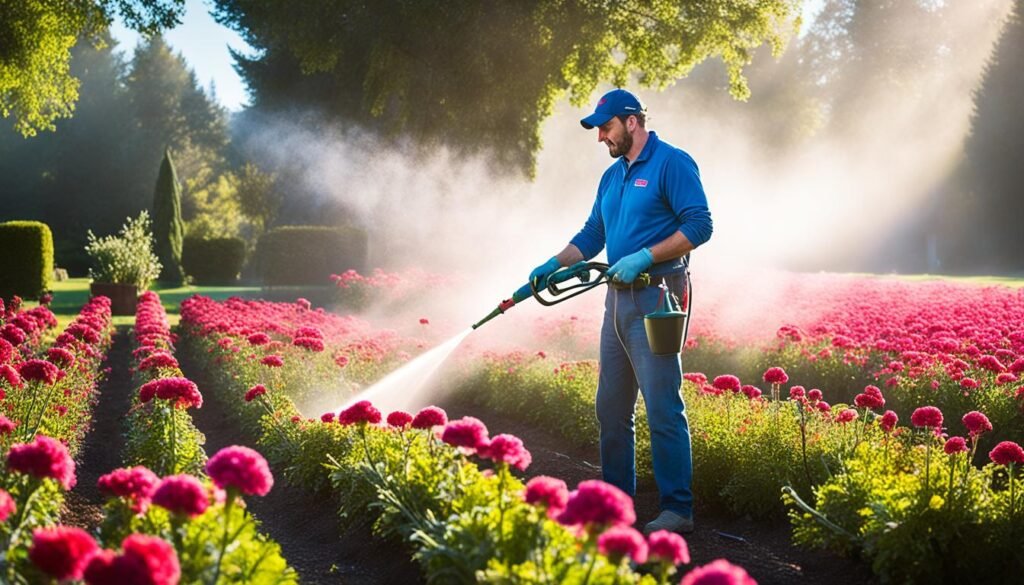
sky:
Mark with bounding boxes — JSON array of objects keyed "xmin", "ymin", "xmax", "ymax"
[{"xmin": 109, "ymin": 0, "xmax": 826, "ymax": 113}]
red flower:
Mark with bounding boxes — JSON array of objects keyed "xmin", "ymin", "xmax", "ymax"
[
  {"xmin": 740, "ymin": 385, "xmax": 762, "ymax": 400},
  {"xmin": 989, "ymin": 441, "xmax": 1024, "ymax": 466},
  {"xmin": 477, "ymin": 434, "xmax": 532, "ymax": 471},
  {"xmin": 261, "ymin": 355, "xmax": 284, "ymax": 368},
  {"xmin": 386, "ymin": 411, "xmax": 413, "ymax": 428},
  {"xmin": 293, "ymin": 337, "xmax": 325, "ymax": 352},
  {"xmin": 337, "ymin": 400, "xmax": 382, "ymax": 426},
  {"xmin": 680, "ymin": 559, "xmax": 757, "ymax": 585},
  {"xmin": 647, "ymin": 530, "xmax": 690, "ymax": 565},
  {"xmin": 138, "ymin": 352, "xmax": 179, "ymax": 372},
  {"xmin": 419, "ymin": 318, "xmax": 430, "ymax": 325},
  {"xmin": 853, "ymin": 390, "xmax": 884, "ymax": 410},
  {"xmin": 997, "ymin": 372, "xmax": 1019, "ymax": 385},
  {"xmin": 944, "ymin": 436, "xmax": 968, "ymax": 454},
  {"xmin": 320, "ymin": 412, "xmax": 335, "ymax": 423},
  {"xmin": 206, "ymin": 445, "xmax": 274, "ymax": 497},
  {"xmin": 29, "ymin": 526, "xmax": 98, "ymax": 580},
  {"xmin": 807, "ymin": 388, "xmax": 823, "ymax": 402},
  {"xmin": 910, "ymin": 406, "xmax": 943, "ymax": 430},
  {"xmin": 244, "ymin": 384, "xmax": 267, "ymax": 402},
  {"xmin": 524, "ymin": 476, "xmax": 569, "ymax": 518},
  {"xmin": 556, "ymin": 480, "xmax": 635, "ymax": 529},
  {"xmin": 836, "ymin": 408, "xmax": 858, "ymax": 424},
  {"xmin": 98, "ymin": 467, "xmax": 159, "ymax": 514},
  {"xmin": 7, "ymin": 435, "xmax": 76, "ymax": 489},
  {"xmin": 0, "ymin": 338, "xmax": 13, "ymax": 364},
  {"xmin": 763, "ymin": 366, "xmax": 789, "ymax": 385},
  {"xmin": 18, "ymin": 359, "xmax": 62, "ymax": 384},
  {"xmin": 0, "ymin": 488, "xmax": 15, "ymax": 522},
  {"xmin": 139, "ymin": 377, "xmax": 203, "ymax": 409},
  {"xmin": 0, "ymin": 415, "xmax": 16, "ymax": 435},
  {"xmin": 978, "ymin": 355, "xmax": 1006, "ymax": 373},
  {"xmin": 441, "ymin": 416, "xmax": 489, "ymax": 451},
  {"xmin": 411, "ymin": 406, "xmax": 448, "ymax": 429},
  {"xmin": 789, "ymin": 385, "xmax": 806, "ymax": 400},
  {"xmin": 151, "ymin": 475, "xmax": 209, "ymax": 517},
  {"xmin": 0, "ymin": 364, "xmax": 21, "ymax": 387},
  {"xmin": 880, "ymin": 410, "xmax": 899, "ymax": 433},
  {"xmin": 712, "ymin": 375, "xmax": 741, "ymax": 393},
  {"xmin": 46, "ymin": 347, "xmax": 76, "ymax": 368},
  {"xmin": 683, "ymin": 372, "xmax": 708, "ymax": 385},
  {"xmin": 961, "ymin": 411, "xmax": 992, "ymax": 437},
  {"xmin": 334, "ymin": 355, "xmax": 350, "ymax": 369},
  {"xmin": 247, "ymin": 333, "xmax": 270, "ymax": 346},
  {"xmin": 83, "ymin": 534, "xmax": 181, "ymax": 585},
  {"xmin": 598, "ymin": 525, "xmax": 648, "ymax": 564}
]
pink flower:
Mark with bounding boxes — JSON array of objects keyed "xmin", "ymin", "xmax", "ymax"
[
  {"xmin": 386, "ymin": 411, "xmax": 413, "ymax": 428},
  {"xmin": 741, "ymin": 385, "xmax": 762, "ymax": 400},
  {"xmin": 206, "ymin": 445, "xmax": 274, "ymax": 497},
  {"xmin": 478, "ymin": 434, "xmax": 532, "ymax": 471},
  {"xmin": 910, "ymin": 406, "xmax": 943, "ymax": 430},
  {"xmin": 524, "ymin": 476, "xmax": 569, "ymax": 518},
  {"xmin": 997, "ymin": 372, "xmax": 1019, "ymax": 385},
  {"xmin": 441, "ymin": 416, "xmax": 489, "ymax": 451},
  {"xmin": 556, "ymin": 480, "xmax": 635, "ymax": 529},
  {"xmin": 83, "ymin": 533, "xmax": 180, "ymax": 585},
  {"xmin": 0, "ymin": 364, "xmax": 21, "ymax": 387},
  {"xmin": 0, "ymin": 488, "xmax": 15, "ymax": 522},
  {"xmin": 598, "ymin": 525, "xmax": 648, "ymax": 564},
  {"xmin": 138, "ymin": 352, "xmax": 179, "ymax": 372},
  {"xmin": 261, "ymin": 355, "xmax": 284, "ymax": 367},
  {"xmin": 836, "ymin": 408, "xmax": 858, "ymax": 424},
  {"xmin": 0, "ymin": 415, "xmax": 16, "ymax": 435},
  {"xmin": 139, "ymin": 377, "xmax": 203, "ymax": 409},
  {"xmin": 978, "ymin": 355, "xmax": 1006, "ymax": 373},
  {"xmin": 788, "ymin": 385, "xmax": 806, "ymax": 400},
  {"xmin": 320, "ymin": 412, "xmax": 336, "ymax": 423},
  {"xmin": 7, "ymin": 435, "xmax": 76, "ymax": 489},
  {"xmin": 712, "ymin": 375, "xmax": 741, "ymax": 393},
  {"xmin": 683, "ymin": 372, "xmax": 708, "ymax": 385},
  {"xmin": 334, "ymin": 355, "xmax": 350, "ymax": 369},
  {"xmin": 244, "ymin": 384, "xmax": 267, "ymax": 402},
  {"xmin": 647, "ymin": 530, "xmax": 690, "ymax": 565},
  {"xmin": 293, "ymin": 337, "xmax": 325, "ymax": 352},
  {"xmin": 296, "ymin": 298, "xmax": 311, "ymax": 310},
  {"xmin": 247, "ymin": 333, "xmax": 270, "ymax": 346},
  {"xmin": 419, "ymin": 318, "xmax": 430, "ymax": 325},
  {"xmin": 680, "ymin": 559, "xmax": 757, "ymax": 585},
  {"xmin": 337, "ymin": 400, "xmax": 382, "ymax": 425},
  {"xmin": 18, "ymin": 359, "xmax": 62, "ymax": 384},
  {"xmin": 152, "ymin": 475, "xmax": 209, "ymax": 517},
  {"xmin": 46, "ymin": 347, "xmax": 76, "ymax": 368},
  {"xmin": 807, "ymin": 388, "xmax": 823, "ymax": 402},
  {"xmin": 98, "ymin": 466, "xmax": 159, "ymax": 514},
  {"xmin": 816, "ymin": 400, "xmax": 832, "ymax": 413},
  {"xmin": 989, "ymin": 441, "xmax": 1024, "ymax": 466},
  {"xmin": 959, "ymin": 377, "xmax": 979, "ymax": 390},
  {"xmin": 0, "ymin": 338, "xmax": 12, "ymax": 364},
  {"xmin": 763, "ymin": 366, "xmax": 788, "ymax": 385},
  {"xmin": 854, "ymin": 390, "xmax": 884, "ymax": 410},
  {"xmin": 944, "ymin": 437, "xmax": 968, "ymax": 454},
  {"xmin": 961, "ymin": 411, "xmax": 992, "ymax": 437},
  {"xmin": 29, "ymin": 526, "xmax": 98, "ymax": 580},
  {"xmin": 880, "ymin": 410, "xmax": 899, "ymax": 433}
]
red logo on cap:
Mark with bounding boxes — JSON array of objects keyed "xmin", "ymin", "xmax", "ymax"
[{"xmin": 598, "ymin": 98, "xmax": 607, "ymax": 105}]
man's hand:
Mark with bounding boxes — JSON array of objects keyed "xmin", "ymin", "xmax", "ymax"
[
  {"xmin": 529, "ymin": 257, "xmax": 562, "ymax": 290},
  {"xmin": 606, "ymin": 248, "xmax": 654, "ymax": 284}
]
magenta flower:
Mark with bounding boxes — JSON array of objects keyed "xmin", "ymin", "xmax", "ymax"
[
  {"xmin": 29, "ymin": 526, "xmax": 98, "ymax": 581},
  {"xmin": 320, "ymin": 412, "xmax": 336, "ymax": 423},
  {"xmin": 944, "ymin": 437, "xmax": 968, "ymax": 454},
  {"xmin": 0, "ymin": 489, "xmax": 15, "ymax": 522},
  {"xmin": 18, "ymin": 359, "xmax": 62, "ymax": 385},
  {"xmin": 206, "ymin": 445, "xmax": 274, "ymax": 497},
  {"xmin": 151, "ymin": 475, "xmax": 209, "ymax": 517},
  {"xmin": 337, "ymin": 400, "xmax": 382, "ymax": 425},
  {"xmin": 83, "ymin": 534, "xmax": 181, "ymax": 585},
  {"xmin": 478, "ymin": 434, "xmax": 532, "ymax": 471},
  {"xmin": 0, "ymin": 364, "xmax": 21, "ymax": 388},
  {"xmin": 98, "ymin": 466, "xmax": 159, "ymax": 514},
  {"xmin": 789, "ymin": 385, "xmax": 806, "ymax": 400},
  {"xmin": 835, "ymin": 408, "xmax": 858, "ymax": 424},
  {"xmin": 680, "ymin": 559, "xmax": 757, "ymax": 585},
  {"xmin": 712, "ymin": 375, "xmax": 741, "ymax": 393},
  {"xmin": 138, "ymin": 352, "xmax": 179, "ymax": 372},
  {"xmin": 7, "ymin": 435, "xmax": 76, "ymax": 489},
  {"xmin": 293, "ymin": 337, "xmax": 325, "ymax": 352},
  {"xmin": 139, "ymin": 377, "xmax": 203, "ymax": 409},
  {"xmin": 763, "ymin": 366, "xmax": 789, "ymax": 385},
  {"xmin": 441, "ymin": 416, "xmax": 489, "ymax": 451},
  {"xmin": 247, "ymin": 333, "xmax": 270, "ymax": 346},
  {"xmin": 523, "ymin": 476, "xmax": 569, "ymax": 518},
  {"xmin": 46, "ymin": 347, "xmax": 76, "ymax": 369},
  {"xmin": 880, "ymin": 410, "xmax": 899, "ymax": 433},
  {"xmin": 989, "ymin": 441, "xmax": 1024, "ymax": 466},
  {"xmin": 598, "ymin": 525, "xmax": 648, "ymax": 564},
  {"xmin": 261, "ymin": 355, "xmax": 284, "ymax": 367},
  {"xmin": 244, "ymin": 384, "xmax": 267, "ymax": 402},
  {"xmin": 0, "ymin": 414, "xmax": 16, "ymax": 435},
  {"xmin": 647, "ymin": 530, "xmax": 691, "ymax": 565},
  {"xmin": 386, "ymin": 411, "xmax": 413, "ymax": 428},
  {"xmin": 962, "ymin": 411, "xmax": 992, "ymax": 437},
  {"xmin": 910, "ymin": 406, "xmax": 943, "ymax": 430},
  {"xmin": 556, "ymin": 480, "xmax": 635, "ymax": 529},
  {"xmin": 807, "ymin": 388, "xmax": 823, "ymax": 402},
  {"xmin": 741, "ymin": 385, "xmax": 762, "ymax": 400}
]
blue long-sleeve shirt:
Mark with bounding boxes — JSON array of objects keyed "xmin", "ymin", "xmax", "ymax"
[{"xmin": 570, "ymin": 131, "xmax": 713, "ymax": 275}]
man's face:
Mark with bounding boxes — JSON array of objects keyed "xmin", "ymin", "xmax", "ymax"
[{"xmin": 597, "ymin": 116, "xmax": 633, "ymax": 158}]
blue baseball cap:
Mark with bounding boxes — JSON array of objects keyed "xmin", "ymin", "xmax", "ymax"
[{"xmin": 580, "ymin": 89, "xmax": 646, "ymax": 129}]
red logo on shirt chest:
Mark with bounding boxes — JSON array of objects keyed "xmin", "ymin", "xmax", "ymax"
[{"xmin": 634, "ymin": 178, "xmax": 648, "ymax": 187}]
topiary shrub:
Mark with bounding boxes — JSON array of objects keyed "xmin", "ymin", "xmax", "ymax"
[
  {"xmin": 255, "ymin": 226, "xmax": 368, "ymax": 286},
  {"xmin": 0, "ymin": 221, "xmax": 53, "ymax": 299},
  {"xmin": 182, "ymin": 237, "xmax": 246, "ymax": 284}
]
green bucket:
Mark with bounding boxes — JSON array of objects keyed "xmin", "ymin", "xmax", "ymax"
[{"xmin": 644, "ymin": 284, "xmax": 687, "ymax": 355}]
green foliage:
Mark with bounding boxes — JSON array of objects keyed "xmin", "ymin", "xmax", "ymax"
[
  {"xmin": 214, "ymin": 0, "xmax": 801, "ymax": 174},
  {"xmin": 255, "ymin": 225, "xmax": 368, "ymax": 286},
  {"xmin": 236, "ymin": 163, "xmax": 281, "ymax": 233},
  {"xmin": 0, "ymin": 0, "xmax": 184, "ymax": 136},
  {"xmin": 182, "ymin": 236, "xmax": 247, "ymax": 284},
  {"xmin": 0, "ymin": 220, "xmax": 53, "ymax": 299},
  {"xmin": 153, "ymin": 148, "xmax": 185, "ymax": 283},
  {"xmin": 85, "ymin": 211, "xmax": 162, "ymax": 288},
  {"xmin": 124, "ymin": 401, "xmax": 208, "ymax": 476}
]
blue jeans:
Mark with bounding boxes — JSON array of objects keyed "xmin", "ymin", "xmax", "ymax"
[{"xmin": 596, "ymin": 272, "xmax": 693, "ymax": 517}]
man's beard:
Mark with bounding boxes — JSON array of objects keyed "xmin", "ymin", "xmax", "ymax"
[{"xmin": 607, "ymin": 132, "xmax": 633, "ymax": 158}]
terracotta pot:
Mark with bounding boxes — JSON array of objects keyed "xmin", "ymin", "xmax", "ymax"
[{"xmin": 89, "ymin": 282, "xmax": 138, "ymax": 316}]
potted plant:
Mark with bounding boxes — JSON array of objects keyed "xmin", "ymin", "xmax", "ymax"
[{"xmin": 85, "ymin": 211, "xmax": 162, "ymax": 315}]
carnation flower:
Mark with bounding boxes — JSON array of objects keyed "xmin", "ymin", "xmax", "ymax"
[
  {"xmin": 83, "ymin": 533, "xmax": 180, "ymax": 585},
  {"xmin": 959, "ymin": 377, "xmax": 979, "ymax": 390},
  {"xmin": 1, "ymin": 324, "xmax": 26, "ymax": 345},
  {"xmin": 441, "ymin": 416, "xmax": 489, "ymax": 451},
  {"xmin": 296, "ymin": 298, "xmax": 311, "ymax": 310},
  {"xmin": 523, "ymin": 476, "xmax": 569, "ymax": 518},
  {"xmin": 836, "ymin": 408, "xmax": 858, "ymax": 424},
  {"xmin": 386, "ymin": 411, "xmax": 413, "ymax": 428},
  {"xmin": 647, "ymin": 530, "xmax": 690, "ymax": 565},
  {"xmin": 46, "ymin": 347, "xmax": 76, "ymax": 369},
  {"xmin": 334, "ymin": 355, "xmax": 350, "ymax": 369},
  {"xmin": 854, "ymin": 390, "xmax": 885, "ymax": 410},
  {"xmin": 944, "ymin": 436, "xmax": 968, "ymax": 454},
  {"xmin": 880, "ymin": 410, "xmax": 899, "ymax": 433},
  {"xmin": 0, "ymin": 338, "xmax": 14, "ymax": 364},
  {"xmin": 962, "ymin": 411, "xmax": 992, "ymax": 437},
  {"xmin": 320, "ymin": 411, "xmax": 336, "ymax": 423},
  {"xmin": 680, "ymin": 559, "xmax": 757, "ymax": 585},
  {"xmin": 18, "ymin": 359, "xmax": 62, "ymax": 384},
  {"xmin": 997, "ymin": 372, "xmax": 1019, "ymax": 385},
  {"xmin": 244, "ymin": 384, "xmax": 267, "ymax": 402},
  {"xmin": 556, "ymin": 480, "xmax": 635, "ymax": 529},
  {"xmin": 0, "ymin": 415, "xmax": 16, "ymax": 435},
  {"xmin": 763, "ymin": 366, "xmax": 789, "ymax": 385},
  {"xmin": 741, "ymin": 385, "xmax": 762, "ymax": 400},
  {"xmin": 337, "ymin": 400, "xmax": 382, "ymax": 425},
  {"xmin": 477, "ymin": 434, "xmax": 532, "ymax": 470},
  {"xmin": 0, "ymin": 488, "xmax": 15, "ymax": 522},
  {"xmin": 411, "ymin": 406, "xmax": 448, "ymax": 430},
  {"xmin": 247, "ymin": 333, "xmax": 270, "ymax": 346},
  {"xmin": 29, "ymin": 526, "xmax": 98, "ymax": 580},
  {"xmin": 598, "ymin": 525, "xmax": 648, "ymax": 564},
  {"xmin": 910, "ymin": 406, "xmax": 944, "ymax": 430},
  {"xmin": 294, "ymin": 326, "xmax": 323, "ymax": 339},
  {"xmin": 419, "ymin": 318, "xmax": 430, "ymax": 325},
  {"xmin": 261, "ymin": 355, "xmax": 284, "ymax": 367},
  {"xmin": 683, "ymin": 372, "xmax": 708, "ymax": 385},
  {"xmin": 816, "ymin": 400, "xmax": 831, "ymax": 413},
  {"xmin": 152, "ymin": 475, "xmax": 209, "ymax": 517},
  {"xmin": 7, "ymin": 435, "xmax": 76, "ymax": 489},
  {"xmin": 293, "ymin": 337, "xmax": 325, "ymax": 352},
  {"xmin": 206, "ymin": 445, "xmax": 274, "ymax": 497},
  {"xmin": 712, "ymin": 375, "xmax": 741, "ymax": 393},
  {"xmin": 138, "ymin": 352, "xmax": 179, "ymax": 372},
  {"xmin": 789, "ymin": 385, "xmax": 806, "ymax": 400},
  {"xmin": 978, "ymin": 355, "xmax": 1007, "ymax": 373},
  {"xmin": 989, "ymin": 441, "xmax": 1024, "ymax": 466},
  {"xmin": 98, "ymin": 466, "xmax": 160, "ymax": 514},
  {"xmin": 139, "ymin": 377, "xmax": 203, "ymax": 409},
  {"xmin": 807, "ymin": 388, "xmax": 823, "ymax": 402}
]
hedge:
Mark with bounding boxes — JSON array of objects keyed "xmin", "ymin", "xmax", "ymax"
[
  {"xmin": 182, "ymin": 236, "xmax": 246, "ymax": 284},
  {"xmin": 254, "ymin": 226, "xmax": 367, "ymax": 286},
  {"xmin": 0, "ymin": 221, "xmax": 53, "ymax": 299}
]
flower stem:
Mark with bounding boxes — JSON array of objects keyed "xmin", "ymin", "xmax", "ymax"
[{"xmin": 210, "ymin": 494, "xmax": 234, "ymax": 585}]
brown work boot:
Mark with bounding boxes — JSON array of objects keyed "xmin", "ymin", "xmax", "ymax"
[{"xmin": 642, "ymin": 510, "xmax": 694, "ymax": 535}]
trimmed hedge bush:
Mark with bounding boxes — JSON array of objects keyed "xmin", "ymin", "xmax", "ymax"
[
  {"xmin": 0, "ymin": 221, "xmax": 53, "ymax": 299},
  {"xmin": 255, "ymin": 225, "xmax": 368, "ymax": 286},
  {"xmin": 182, "ymin": 236, "xmax": 246, "ymax": 284}
]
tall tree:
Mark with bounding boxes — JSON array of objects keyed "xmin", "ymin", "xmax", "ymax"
[
  {"xmin": 152, "ymin": 148, "xmax": 184, "ymax": 283},
  {"xmin": 214, "ymin": 0, "xmax": 802, "ymax": 175}
]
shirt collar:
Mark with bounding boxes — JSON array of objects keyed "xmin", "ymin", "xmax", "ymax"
[{"xmin": 621, "ymin": 131, "xmax": 659, "ymax": 169}]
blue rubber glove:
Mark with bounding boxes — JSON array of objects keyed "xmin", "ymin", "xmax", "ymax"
[
  {"xmin": 607, "ymin": 248, "xmax": 654, "ymax": 284},
  {"xmin": 529, "ymin": 257, "xmax": 562, "ymax": 290}
]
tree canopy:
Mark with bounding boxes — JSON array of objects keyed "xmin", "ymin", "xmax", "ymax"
[{"xmin": 213, "ymin": 0, "xmax": 801, "ymax": 175}]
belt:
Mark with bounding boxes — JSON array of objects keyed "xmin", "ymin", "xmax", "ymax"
[{"xmin": 608, "ymin": 276, "xmax": 665, "ymax": 291}]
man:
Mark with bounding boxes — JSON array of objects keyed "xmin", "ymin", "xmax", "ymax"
[{"xmin": 528, "ymin": 88, "xmax": 712, "ymax": 534}]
